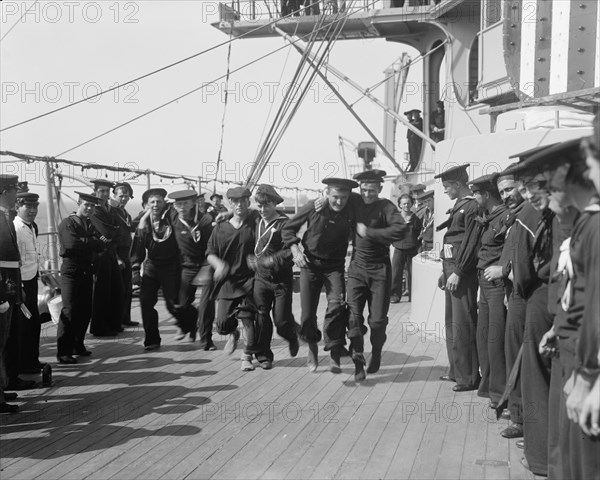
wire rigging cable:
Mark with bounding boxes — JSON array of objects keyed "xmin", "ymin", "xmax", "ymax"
[
  {"xmin": 245, "ymin": 2, "xmax": 356, "ymax": 189},
  {"xmin": 0, "ymin": 0, "xmax": 327, "ymax": 133},
  {"xmin": 213, "ymin": 25, "xmax": 235, "ymax": 183}
]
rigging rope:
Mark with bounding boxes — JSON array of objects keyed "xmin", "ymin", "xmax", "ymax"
[{"xmin": 213, "ymin": 24, "xmax": 235, "ymax": 186}]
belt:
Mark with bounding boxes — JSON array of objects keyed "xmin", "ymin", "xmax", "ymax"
[{"xmin": 0, "ymin": 260, "xmax": 20, "ymax": 268}]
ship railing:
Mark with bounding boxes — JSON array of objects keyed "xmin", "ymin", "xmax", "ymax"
[{"xmin": 218, "ymin": 0, "xmax": 436, "ymax": 22}]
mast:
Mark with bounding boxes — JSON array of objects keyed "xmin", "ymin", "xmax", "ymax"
[{"xmin": 44, "ymin": 161, "xmax": 59, "ymax": 271}]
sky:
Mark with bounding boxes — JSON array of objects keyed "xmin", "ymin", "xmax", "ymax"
[{"xmin": 0, "ymin": 0, "xmax": 423, "ymax": 203}]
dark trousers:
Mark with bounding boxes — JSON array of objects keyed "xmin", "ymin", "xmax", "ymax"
[
  {"xmin": 6, "ymin": 304, "xmax": 22, "ymax": 382},
  {"xmin": 476, "ymin": 272, "xmax": 507, "ymax": 403},
  {"xmin": 254, "ymin": 274, "xmax": 298, "ymax": 347},
  {"xmin": 90, "ymin": 250, "xmax": 124, "ymax": 334},
  {"xmin": 442, "ymin": 261, "xmax": 479, "ymax": 386},
  {"xmin": 120, "ymin": 260, "xmax": 133, "ymax": 326},
  {"xmin": 505, "ymin": 289, "xmax": 527, "ymax": 424},
  {"xmin": 347, "ymin": 260, "xmax": 391, "ymax": 353},
  {"xmin": 177, "ymin": 267, "xmax": 201, "ymax": 336},
  {"xmin": 20, "ymin": 276, "xmax": 41, "ymax": 369},
  {"xmin": 299, "ymin": 264, "xmax": 346, "ymax": 351},
  {"xmin": 57, "ymin": 259, "xmax": 94, "ymax": 356},
  {"xmin": 215, "ymin": 292, "xmax": 266, "ymax": 359},
  {"xmin": 547, "ymin": 338, "xmax": 600, "ymax": 480},
  {"xmin": 522, "ymin": 284, "xmax": 553, "ymax": 476},
  {"xmin": 0, "ymin": 305, "xmax": 13, "ymax": 396},
  {"xmin": 197, "ymin": 282, "xmax": 215, "ymax": 348},
  {"xmin": 391, "ymin": 248, "xmax": 417, "ymax": 300},
  {"xmin": 140, "ymin": 261, "xmax": 180, "ymax": 347}
]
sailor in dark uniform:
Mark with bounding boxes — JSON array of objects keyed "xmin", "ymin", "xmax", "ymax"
[
  {"xmin": 573, "ymin": 117, "xmax": 600, "ymax": 448},
  {"xmin": 500, "ymin": 148, "xmax": 577, "ymax": 476},
  {"xmin": 205, "ymin": 187, "xmax": 258, "ymax": 365},
  {"xmin": 56, "ymin": 191, "xmax": 105, "ymax": 364},
  {"xmin": 131, "ymin": 188, "xmax": 181, "ymax": 351},
  {"xmin": 209, "ymin": 193, "xmax": 228, "ymax": 217},
  {"xmin": 168, "ymin": 190, "xmax": 215, "ymax": 349},
  {"xmin": 0, "ymin": 174, "xmax": 22, "ymax": 412},
  {"xmin": 435, "ymin": 164, "xmax": 480, "ymax": 392},
  {"xmin": 282, "ymin": 177, "xmax": 358, "ymax": 373},
  {"xmin": 410, "ymin": 184, "xmax": 426, "ymax": 212},
  {"xmin": 89, "ymin": 179, "xmax": 124, "ymax": 336},
  {"xmin": 345, "ymin": 170, "xmax": 406, "ymax": 380},
  {"xmin": 467, "ymin": 174, "xmax": 509, "ymax": 408},
  {"xmin": 549, "ymin": 132, "xmax": 600, "ymax": 479},
  {"xmin": 111, "ymin": 182, "xmax": 138, "ymax": 328},
  {"xmin": 247, "ymin": 184, "xmax": 299, "ymax": 368},
  {"xmin": 405, "ymin": 109, "xmax": 423, "ymax": 172},
  {"xmin": 416, "ymin": 190, "xmax": 434, "ymax": 251}
]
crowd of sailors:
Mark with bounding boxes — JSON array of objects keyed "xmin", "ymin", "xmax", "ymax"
[{"xmin": 0, "ymin": 115, "xmax": 599, "ymax": 479}]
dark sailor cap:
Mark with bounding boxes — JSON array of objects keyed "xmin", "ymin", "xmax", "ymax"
[
  {"xmin": 210, "ymin": 193, "xmax": 223, "ymax": 200},
  {"xmin": 168, "ymin": 190, "xmax": 198, "ymax": 202},
  {"xmin": 226, "ymin": 187, "xmax": 252, "ymax": 200},
  {"xmin": 416, "ymin": 190, "xmax": 434, "ymax": 201},
  {"xmin": 141, "ymin": 188, "xmax": 168, "ymax": 204},
  {"xmin": 0, "ymin": 174, "xmax": 19, "ymax": 192},
  {"xmin": 113, "ymin": 182, "xmax": 134, "ymax": 198},
  {"xmin": 508, "ymin": 143, "xmax": 559, "ymax": 162},
  {"xmin": 255, "ymin": 184, "xmax": 284, "ymax": 205},
  {"xmin": 322, "ymin": 177, "xmax": 359, "ymax": 190},
  {"xmin": 17, "ymin": 181, "xmax": 29, "ymax": 193},
  {"xmin": 353, "ymin": 169, "xmax": 387, "ymax": 183},
  {"xmin": 469, "ymin": 173, "xmax": 499, "ymax": 193},
  {"xmin": 503, "ymin": 139, "xmax": 583, "ymax": 178},
  {"xmin": 75, "ymin": 191, "xmax": 103, "ymax": 204},
  {"xmin": 16, "ymin": 192, "xmax": 39, "ymax": 205},
  {"xmin": 434, "ymin": 164, "xmax": 470, "ymax": 182},
  {"xmin": 90, "ymin": 179, "xmax": 115, "ymax": 189},
  {"xmin": 404, "ymin": 109, "xmax": 421, "ymax": 115}
]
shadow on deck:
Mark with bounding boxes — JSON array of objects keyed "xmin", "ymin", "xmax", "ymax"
[{"xmin": 0, "ymin": 295, "xmax": 535, "ymax": 479}]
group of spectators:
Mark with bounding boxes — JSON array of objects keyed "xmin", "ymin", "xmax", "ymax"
[{"xmin": 434, "ymin": 117, "xmax": 599, "ymax": 478}]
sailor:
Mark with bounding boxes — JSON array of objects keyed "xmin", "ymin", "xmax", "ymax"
[
  {"xmin": 405, "ymin": 109, "xmax": 423, "ymax": 172},
  {"xmin": 484, "ymin": 154, "xmax": 545, "ymax": 442},
  {"xmin": 410, "ymin": 184, "xmax": 426, "ymax": 211},
  {"xmin": 248, "ymin": 184, "xmax": 299, "ymax": 369},
  {"xmin": 539, "ymin": 132, "xmax": 600, "ymax": 479},
  {"xmin": 168, "ymin": 189, "xmax": 216, "ymax": 349},
  {"xmin": 390, "ymin": 193, "xmax": 422, "ymax": 303},
  {"xmin": 131, "ymin": 188, "xmax": 181, "ymax": 351},
  {"xmin": 13, "ymin": 192, "xmax": 43, "ymax": 374},
  {"xmin": 209, "ymin": 193, "xmax": 228, "ymax": 217},
  {"xmin": 430, "ymin": 100, "xmax": 445, "ymax": 143},
  {"xmin": 205, "ymin": 187, "xmax": 258, "ymax": 367},
  {"xmin": 282, "ymin": 177, "xmax": 358, "ymax": 373},
  {"xmin": 89, "ymin": 179, "xmax": 124, "ymax": 337},
  {"xmin": 0, "ymin": 174, "xmax": 22, "ymax": 413},
  {"xmin": 56, "ymin": 191, "xmax": 105, "ymax": 364},
  {"xmin": 468, "ymin": 174, "xmax": 509, "ymax": 408},
  {"xmin": 500, "ymin": 149, "xmax": 571, "ymax": 476},
  {"xmin": 435, "ymin": 164, "xmax": 480, "ymax": 392},
  {"xmin": 416, "ymin": 190, "xmax": 434, "ymax": 251},
  {"xmin": 111, "ymin": 182, "xmax": 139, "ymax": 328},
  {"xmin": 345, "ymin": 169, "xmax": 405, "ymax": 380},
  {"xmin": 572, "ymin": 116, "xmax": 600, "ymax": 447}
]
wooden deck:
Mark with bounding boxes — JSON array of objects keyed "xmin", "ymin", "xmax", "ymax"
[{"xmin": 0, "ymin": 295, "xmax": 536, "ymax": 480}]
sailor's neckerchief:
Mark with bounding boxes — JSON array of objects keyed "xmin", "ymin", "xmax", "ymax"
[
  {"xmin": 254, "ymin": 214, "xmax": 287, "ymax": 258},
  {"xmin": 178, "ymin": 206, "xmax": 202, "ymax": 243}
]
